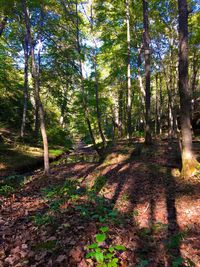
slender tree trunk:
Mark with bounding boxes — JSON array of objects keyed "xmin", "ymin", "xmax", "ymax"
[
  {"xmin": 34, "ymin": 102, "xmax": 39, "ymax": 138},
  {"xmin": 142, "ymin": 0, "xmax": 152, "ymax": 144},
  {"xmin": 0, "ymin": 17, "xmax": 7, "ymax": 37},
  {"xmin": 75, "ymin": 1, "xmax": 103, "ymax": 159},
  {"xmin": 126, "ymin": 0, "xmax": 132, "ymax": 139},
  {"xmin": 191, "ymin": 50, "xmax": 199, "ymax": 118},
  {"xmin": 118, "ymin": 87, "xmax": 123, "ymax": 138},
  {"xmin": 155, "ymin": 74, "xmax": 160, "ymax": 135},
  {"xmin": 93, "ymin": 52, "xmax": 106, "ymax": 148},
  {"xmin": 178, "ymin": 0, "xmax": 198, "ymax": 177},
  {"xmin": 20, "ymin": 35, "xmax": 29, "ymax": 138},
  {"xmin": 22, "ymin": 0, "xmax": 50, "ymax": 175},
  {"xmin": 159, "ymin": 73, "xmax": 163, "ymax": 134},
  {"xmin": 90, "ymin": 4, "xmax": 106, "ymax": 148}
]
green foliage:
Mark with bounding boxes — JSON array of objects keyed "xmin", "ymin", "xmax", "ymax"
[
  {"xmin": 0, "ymin": 184, "xmax": 15, "ymax": 196},
  {"xmin": 75, "ymin": 193, "xmax": 121, "ymax": 224},
  {"xmin": 32, "ymin": 214, "xmax": 54, "ymax": 226},
  {"xmin": 0, "ymin": 174, "xmax": 25, "ymax": 196},
  {"xmin": 92, "ymin": 176, "xmax": 107, "ymax": 193},
  {"xmin": 47, "ymin": 127, "xmax": 73, "ymax": 148},
  {"xmin": 136, "ymin": 260, "xmax": 149, "ymax": 267},
  {"xmin": 86, "ymin": 227, "xmax": 126, "ymax": 267}
]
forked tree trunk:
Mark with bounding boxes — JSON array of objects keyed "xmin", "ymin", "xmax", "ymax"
[
  {"xmin": 142, "ymin": 0, "xmax": 152, "ymax": 144},
  {"xmin": 22, "ymin": 0, "xmax": 50, "ymax": 175},
  {"xmin": 126, "ymin": 0, "xmax": 132, "ymax": 139},
  {"xmin": 178, "ymin": 0, "xmax": 199, "ymax": 177}
]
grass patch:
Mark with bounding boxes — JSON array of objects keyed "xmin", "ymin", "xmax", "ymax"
[{"xmin": 0, "ymin": 143, "xmax": 65, "ymax": 173}]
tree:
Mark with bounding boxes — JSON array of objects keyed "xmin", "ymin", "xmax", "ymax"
[
  {"xmin": 178, "ymin": 0, "xmax": 199, "ymax": 176},
  {"xmin": 22, "ymin": 0, "xmax": 50, "ymax": 175},
  {"xmin": 0, "ymin": 17, "xmax": 7, "ymax": 37},
  {"xmin": 126, "ymin": 0, "xmax": 132, "ymax": 139},
  {"xmin": 142, "ymin": 0, "xmax": 152, "ymax": 144}
]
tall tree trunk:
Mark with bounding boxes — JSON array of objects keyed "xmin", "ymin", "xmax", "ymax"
[
  {"xmin": 22, "ymin": 0, "xmax": 50, "ymax": 175},
  {"xmin": 191, "ymin": 50, "xmax": 199, "ymax": 118},
  {"xmin": 90, "ymin": 5, "xmax": 106, "ymax": 148},
  {"xmin": 118, "ymin": 87, "xmax": 123, "ymax": 138},
  {"xmin": 142, "ymin": 0, "xmax": 152, "ymax": 144},
  {"xmin": 0, "ymin": 17, "xmax": 7, "ymax": 37},
  {"xmin": 155, "ymin": 73, "xmax": 161, "ymax": 135},
  {"xmin": 178, "ymin": 0, "xmax": 198, "ymax": 177},
  {"xmin": 20, "ymin": 34, "xmax": 29, "ymax": 138},
  {"xmin": 93, "ymin": 52, "xmax": 106, "ymax": 148},
  {"xmin": 159, "ymin": 73, "xmax": 163, "ymax": 134},
  {"xmin": 75, "ymin": 1, "xmax": 103, "ymax": 159},
  {"xmin": 126, "ymin": 0, "xmax": 132, "ymax": 139}
]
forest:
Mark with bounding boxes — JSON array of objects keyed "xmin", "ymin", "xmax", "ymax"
[{"xmin": 0, "ymin": 0, "xmax": 200, "ymax": 266}]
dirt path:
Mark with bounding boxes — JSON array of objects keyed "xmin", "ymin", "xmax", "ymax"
[{"xmin": 0, "ymin": 140, "xmax": 200, "ymax": 266}]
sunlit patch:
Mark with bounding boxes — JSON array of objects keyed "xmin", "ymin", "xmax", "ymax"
[
  {"xmin": 171, "ymin": 168, "xmax": 181, "ymax": 177},
  {"xmin": 0, "ymin": 163, "xmax": 6, "ymax": 169}
]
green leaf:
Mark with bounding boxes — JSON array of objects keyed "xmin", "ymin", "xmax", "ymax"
[
  {"xmin": 104, "ymin": 253, "xmax": 113, "ymax": 259},
  {"xmin": 87, "ymin": 243, "xmax": 98, "ymax": 249},
  {"xmin": 114, "ymin": 245, "xmax": 126, "ymax": 251},
  {"xmin": 94, "ymin": 251, "xmax": 104, "ymax": 263},
  {"xmin": 172, "ymin": 257, "xmax": 184, "ymax": 267},
  {"xmin": 96, "ymin": 233, "xmax": 106, "ymax": 243},
  {"xmin": 85, "ymin": 251, "xmax": 96, "ymax": 259},
  {"xmin": 100, "ymin": 226, "xmax": 109, "ymax": 233},
  {"xmin": 109, "ymin": 247, "xmax": 115, "ymax": 253}
]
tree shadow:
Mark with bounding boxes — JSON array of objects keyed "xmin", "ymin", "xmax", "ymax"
[{"xmin": 1, "ymin": 140, "xmax": 200, "ymax": 266}]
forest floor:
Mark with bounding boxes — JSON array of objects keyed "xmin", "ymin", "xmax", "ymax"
[{"xmin": 0, "ymin": 138, "xmax": 200, "ymax": 267}]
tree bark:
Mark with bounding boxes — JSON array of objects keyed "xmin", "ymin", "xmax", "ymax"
[
  {"xmin": 20, "ymin": 34, "xmax": 29, "ymax": 138},
  {"xmin": 0, "ymin": 17, "xmax": 7, "ymax": 37},
  {"xmin": 90, "ymin": 5, "xmax": 106, "ymax": 148},
  {"xmin": 126, "ymin": 0, "xmax": 132, "ymax": 139},
  {"xmin": 178, "ymin": 0, "xmax": 199, "ymax": 177},
  {"xmin": 22, "ymin": 0, "xmax": 50, "ymax": 175},
  {"xmin": 155, "ymin": 73, "xmax": 161, "ymax": 135},
  {"xmin": 142, "ymin": 0, "xmax": 152, "ymax": 144}
]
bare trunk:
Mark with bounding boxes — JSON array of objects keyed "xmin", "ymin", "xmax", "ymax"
[
  {"xmin": 159, "ymin": 73, "xmax": 163, "ymax": 134},
  {"xmin": 93, "ymin": 53, "xmax": 106, "ymax": 148},
  {"xmin": 155, "ymin": 74, "xmax": 160, "ymax": 135},
  {"xmin": 22, "ymin": 0, "xmax": 50, "ymax": 175},
  {"xmin": 0, "ymin": 17, "xmax": 7, "ymax": 37},
  {"xmin": 178, "ymin": 0, "xmax": 198, "ymax": 177},
  {"xmin": 20, "ymin": 35, "xmax": 29, "ymax": 138},
  {"xmin": 90, "ymin": 5, "xmax": 106, "ymax": 148},
  {"xmin": 118, "ymin": 87, "xmax": 123, "ymax": 137},
  {"xmin": 142, "ymin": 0, "xmax": 152, "ymax": 144},
  {"xmin": 126, "ymin": 0, "xmax": 132, "ymax": 139},
  {"xmin": 75, "ymin": 1, "xmax": 103, "ymax": 159}
]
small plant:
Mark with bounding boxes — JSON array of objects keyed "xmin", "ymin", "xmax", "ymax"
[
  {"xmin": 86, "ymin": 227, "xmax": 126, "ymax": 267},
  {"xmin": 32, "ymin": 214, "xmax": 54, "ymax": 226},
  {"xmin": 0, "ymin": 184, "xmax": 15, "ymax": 196}
]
